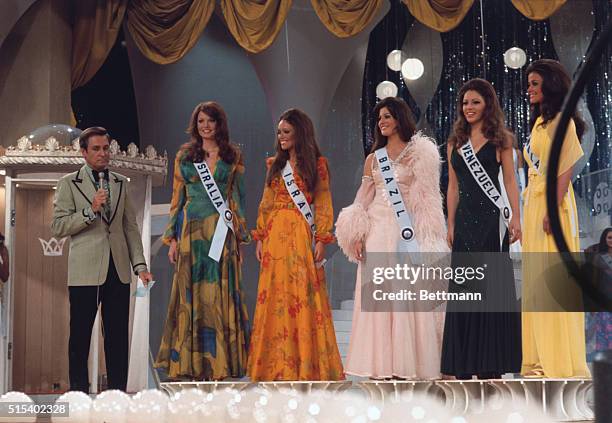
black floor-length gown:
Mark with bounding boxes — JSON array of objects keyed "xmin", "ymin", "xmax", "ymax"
[{"xmin": 441, "ymin": 142, "xmax": 522, "ymax": 378}]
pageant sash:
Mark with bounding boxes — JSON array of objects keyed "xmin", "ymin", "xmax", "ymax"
[
  {"xmin": 602, "ymin": 253, "xmax": 612, "ymax": 271},
  {"xmin": 282, "ymin": 162, "xmax": 316, "ymax": 234},
  {"xmin": 524, "ymin": 135, "xmax": 542, "ymax": 175},
  {"xmin": 194, "ymin": 162, "xmax": 235, "ymax": 262},
  {"xmin": 524, "ymin": 136, "xmax": 577, "ymax": 237},
  {"xmin": 460, "ymin": 140, "xmax": 511, "ymax": 249},
  {"xmin": 374, "ymin": 147, "xmax": 420, "ymax": 261}
]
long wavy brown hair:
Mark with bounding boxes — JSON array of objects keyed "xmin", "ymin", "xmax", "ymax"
[
  {"xmin": 448, "ymin": 78, "xmax": 513, "ymax": 149},
  {"xmin": 526, "ymin": 59, "xmax": 585, "ymax": 140},
  {"xmin": 181, "ymin": 101, "xmax": 238, "ymax": 164},
  {"xmin": 266, "ymin": 108, "xmax": 322, "ymax": 193},
  {"xmin": 370, "ymin": 97, "xmax": 416, "ymax": 152}
]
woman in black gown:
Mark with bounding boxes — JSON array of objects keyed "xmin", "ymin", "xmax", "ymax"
[{"xmin": 442, "ymin": 78, "xmax": 522, "ymax": 379}]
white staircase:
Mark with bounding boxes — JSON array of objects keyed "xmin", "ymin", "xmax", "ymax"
[{"xmin": 332, "ymin": 300, "xmax": 354, "ymax": 363}]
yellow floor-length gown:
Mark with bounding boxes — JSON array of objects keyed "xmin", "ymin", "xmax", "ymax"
[
  {"xmin": 521, "ymin": 115, "xmax": 590, "ymax": 378},
  {"xmin": 248, "ymin": 157, "xmax": 344, "ymax": 381}
]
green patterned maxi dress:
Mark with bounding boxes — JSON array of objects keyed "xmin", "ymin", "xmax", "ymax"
[{"xmin": 154, "ymin": 148, "xmax": 250, "ymax": 380}]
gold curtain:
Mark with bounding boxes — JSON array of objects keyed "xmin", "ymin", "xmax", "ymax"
[
  {"xmin": 311, "ymin": 0, "xmax": 385, "ymax": 38},
  {"xmin": 220, "ymin": 0, "xmax": 292, "ymax": 53},
  {"xmin": 125, "ymin": 0, "xmax": 215, "ymax": 65},
  {"xmin": 72, "ymin": 0, "xmax": 127, "ymax": 89},
  {"xmin": 511, "ymin": 0, "xmax": 567, "ymax": 21},
  {"xmin": 403, "ymin": 0, "xmax": 474, "ymax": 32}
]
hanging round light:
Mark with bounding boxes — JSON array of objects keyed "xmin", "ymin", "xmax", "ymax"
[
  {"xmin": 386, "ymin": 50, "xmax": 405, "ymax": 72},
  {"xmin": 401, "ymin": 58, "xmax": 425, "ymax": 80},
  {"xmin": 503, "ymin": 47, "xmax": 527, "ymax": 69},
  {"xmin": 375, "ymin": 81, "xmax": 398, "ymax": 99}
]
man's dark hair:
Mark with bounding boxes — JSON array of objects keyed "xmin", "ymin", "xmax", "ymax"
[{"xmin": 79, "ymin": 126, "xmax": 110, "ymax": 150}]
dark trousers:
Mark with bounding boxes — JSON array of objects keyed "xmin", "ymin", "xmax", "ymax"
[{"xmin": 68, "ymin": 256, "xmax": 130, "ymax": 392}]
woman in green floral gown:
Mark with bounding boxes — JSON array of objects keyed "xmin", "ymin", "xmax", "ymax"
[{"xmin": 155, "ymin": 102, "xmax": 251, "ymax": 380}]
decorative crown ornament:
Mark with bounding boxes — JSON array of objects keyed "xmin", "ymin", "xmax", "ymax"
[
  {"xmin": 145, "ymin": 145, "xmax": 157, "ymax": 160},
  {"xmin": 127, "ymin": 143, "xmax": 139, "ymax": 158},
  {"xmin": 110, "ymin": 139, "xmax": 121, "ymax": 155},
  {"xmin": 1, "ymin": 134, "xmax": 168, "ymax": 185},
  {"xmin": 17, "ymin": 136, "xmax": 32, "ymax": 151},
  {"xmin": 38, "ymin": 237, "xmax": 68, "ymax": 256},
  {"xmin": 45, "ymin": 136, "xmax": 59, "ymax": 152}
]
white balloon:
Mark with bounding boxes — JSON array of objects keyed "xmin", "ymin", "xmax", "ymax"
[
  {"xmin": 127, "ymin": 389, "xmax": 169, "ymax": 423},
  {"xmin": 91, "ymin": 390, "xmax": 131, "ymax": 423},
  {"xmin": 0, "ymin": 392, "xmax": 33, "ymax": 423},
  {"xmin": 504, "ymin": 47, "xmax": 527, "ymax": 69},
  {"xmin": 53, "ymin": 391, "xmax": 92, "ymax": 423},
  {"xmin": 376, "ymin": 81, "xmax": 398, "ymax": 99},
  {"xmin": 386, "ymin": 49, "xmax": 405, "ymax": 72},
  {"xmin": 401, "ymin": 58, "xmax": 425, "ymax": 80}
]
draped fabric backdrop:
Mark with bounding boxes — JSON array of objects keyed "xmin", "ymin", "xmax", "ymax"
[
  {"xmin": 361, "ymin": 0, "xmax": 415, "ymax": 155},
  {"xmin": 125, "ymin": 0, "xmax": 216, "ymax": 64},
  {"xmin": 220, "ymin": 0, "xmax": 291, "ymax": 53},
  {"xmin": 71, "ymin": 0, "xmax": 569, "ymax": 89},
  {"xmin": 424, "ymin": 0, "xmax": 558, "ymax": 152},
  {"xmin": 584, "ymin": 0, "xmax": 611, "ymax": 175},
  {"xmin": 362, "ymin": 0, "xmax": 558, "ymax": 190},
  {"xmin": 404, "ymin": 0, "xmax": 474, "ymax": 32},
  {"xmin": 71, "ymin": 0, "xmax": 386, "ymax": 89},
  {"xmin": 70, "ymin": 0, "xmax": 610, "ymax": 210},
  {"xmin": 362, "ymin": 0, "xmax": 610, "ymax": 197},
  {"xmin": 71, "ymin": 0, "xmax": 127, "ymax": 88}
]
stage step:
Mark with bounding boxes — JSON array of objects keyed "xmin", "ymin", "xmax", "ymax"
[
  {"xmin": 333, "ymin": 319, "xmax": 352, "ymax": 332},
  {"xmin": 332, "ymin": 303, "xmax": 353, "ymax": 364},
  {"xmin": 335, "ymin": 331, "xmax": 350, "ymax": 344},
  {"xmin": 332, "ymin": 309, "xmax": 352, "ymax": 321},
  {"xmin": 341, "ymin": 299, "xmax": 354, "ymax": 310}
]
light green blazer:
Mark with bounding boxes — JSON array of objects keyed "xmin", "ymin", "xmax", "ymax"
[{"xmin": 51, "ymin": 165, "xmax": 148, "ymax": 286}]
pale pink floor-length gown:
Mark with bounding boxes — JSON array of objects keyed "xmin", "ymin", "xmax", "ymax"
[{"xmin": 336, "ymin": 132, "xmax": 448, "ymax": 379}]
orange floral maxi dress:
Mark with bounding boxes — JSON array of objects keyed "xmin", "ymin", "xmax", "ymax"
[{"xmin": 248, "ymin": 156, "xmax": 344, "ymax": 381}]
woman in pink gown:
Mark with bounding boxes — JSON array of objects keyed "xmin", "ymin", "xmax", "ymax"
[{"xmin": 336, "ymin": 97, "xmax": 448, "ymax": 379}]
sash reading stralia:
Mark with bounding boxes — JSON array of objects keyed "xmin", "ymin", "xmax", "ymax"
[
  {"xmin": 374, "ymin": 147, "xmax": 420, "ymax": 261},
  {"xmin": 282, "ymin": 162, "xmax": 316, "ymax": 234},
  {"xmin": 194, "ymin": 162, "xmax": 235, "ymax": 262},
  {"xmin": 460, "ymin": 140, "xmax": 511, "ymax": 250}
]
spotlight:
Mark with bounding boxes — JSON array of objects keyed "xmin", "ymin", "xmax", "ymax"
[{"xmin": 401, "ymin": 58, "xmax": 425, "ymax": 80}]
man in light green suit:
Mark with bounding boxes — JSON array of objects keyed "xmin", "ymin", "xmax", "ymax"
[{"xmin": 52, "ymin": 126, "xmax": 153, "ymax": 393}]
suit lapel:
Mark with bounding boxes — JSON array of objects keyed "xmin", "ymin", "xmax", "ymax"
[
  {"xmin": 108, "ymin": 172, "xmax": 123, "ymax": 225},
  {"xmin": 71, "ymin": 165, "xmax": 97, "ymax": 207}
]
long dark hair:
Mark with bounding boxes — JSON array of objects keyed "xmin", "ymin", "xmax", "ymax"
[
  {"xmin": 448, "ymin": 78, "xmax": 513, "ymax": 149},
  {"xmin": 182, "ymin": 101, "xmax": 238, "ymax": 164},
  {"xmin": 266, "ymin": 108, "xmax": 322, "ymax": 193},
  {"xmin": 598, "ymin": 227, "xmax": 612, "ymax": 253},
  {"xmin": 371, "ymin": 97, "xmax": 416, "ymax": 152},
  {"xmin": 526, "ymin": 59, "xmax": 585, "ymax": 140}
]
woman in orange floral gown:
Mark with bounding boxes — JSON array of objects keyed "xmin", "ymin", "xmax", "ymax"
[{"xmin": 248, "ymin": 109, "xmax": 344, "ymax": 381}]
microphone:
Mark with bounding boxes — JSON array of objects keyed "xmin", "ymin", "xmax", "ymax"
[{"xmin": 98, "ymin": 171, "xmax": 107, "ymax": 216}]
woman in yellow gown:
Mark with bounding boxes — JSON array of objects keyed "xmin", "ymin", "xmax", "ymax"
[
  {"xmin": 521, "ymin": 59, "xmax": 590, "ymax": 378},
  {"xmin": 248, "ymin": 108, "xmax": 344, "ymax": 381}
]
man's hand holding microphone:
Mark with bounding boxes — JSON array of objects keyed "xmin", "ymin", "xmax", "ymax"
[
  {"xmin": 91, "ymin": 188, "xmax": 108, "ymax": 214},
  {"xmin": 92, "ymin": 173, "xmax": 154, "ymax": 286}
]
